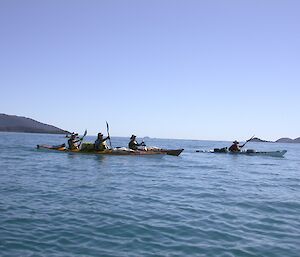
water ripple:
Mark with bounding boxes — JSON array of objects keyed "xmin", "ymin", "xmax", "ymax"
[{"xmin": 1, "ymin": 133, "xmax": 300, "ymax": 256}]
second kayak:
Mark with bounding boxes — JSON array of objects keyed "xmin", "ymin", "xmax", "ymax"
[{"xmin": 197, "ymin": 148, "xmax": 287, "ymax": 157}]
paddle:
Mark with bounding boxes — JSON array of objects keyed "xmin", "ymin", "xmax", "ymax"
[
  {"xmin": 241, "ymin": 135, "xmax": 255, "ymax": 148},
  {"xmin": 78, "ymin": 129, "xmax": 87, "ymax": 148},
  {"xmin": 106, "ymin": 121, "xmax": 112, "ymax": 148}
]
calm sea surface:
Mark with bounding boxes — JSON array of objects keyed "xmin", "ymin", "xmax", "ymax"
[{"xmin": 0, "ymin": 132, "xmax": 299, "ymax": 257}]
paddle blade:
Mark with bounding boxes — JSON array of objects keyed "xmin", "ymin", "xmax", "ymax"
[
  {"xmin": 248, "ymin": 135, "xmax": 255, "ymax": 142},
  {"xmin": 80, "ymin": 129, "xmax": 87, "ymax": 140},
  {"xmin": 106, "ymin": 121, "xmax": 109, "ymax": 132},
  {"xmin": 106, "ymin": 121, "xmax": 112, "ymax": 148}
]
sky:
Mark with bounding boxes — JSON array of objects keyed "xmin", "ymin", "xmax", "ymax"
[{"xmin": 0, "ymin": 0, "xmax": 299, "ymax": 141}]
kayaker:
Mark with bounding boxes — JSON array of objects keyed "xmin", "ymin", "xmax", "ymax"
[
  {"xmin": 229, "ymin": 140, "xmax": 247, "ymax": 152},
  {"xmin": 94, "ymin": 133, "xmax": 110, "ymax": 151},
  {"xmin": 128, "ymin": 135, "xmax": 145, "ymax": 150},
  {"xmin": 68, "ymin": 133, "xmax": 81, "ymax": 150}
]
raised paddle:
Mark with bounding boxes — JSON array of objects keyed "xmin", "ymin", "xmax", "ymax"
[
  {"xmin": 241, "ymin": 135, "xmax": 255, "ymax": 148},
  {"xmin": 106, "ymin": 121, "xmax": 112, "ymax": 148},
  {"xmin": 78, "ymin": 129, "xmax": 87, "ymax": 148}
]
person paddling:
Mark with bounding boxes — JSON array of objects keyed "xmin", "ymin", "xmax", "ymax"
[
  {"xmin": 128, "ymin": 135, "xmax": 145, "ymax": 150},
  {"xmin": 94, "ymin": 133, "xmax": 110, "ymax": 151},
  {"xmin": 68, "ymin": 133, "xmax": 81, "ymax": 150},
  {"xmin": 229, "ymin": 140, "xmax": 248, "ymax": 152}
]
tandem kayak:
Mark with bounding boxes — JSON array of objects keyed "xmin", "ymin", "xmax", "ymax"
[
  {"xmin": 197, "ymin": 148, "xmax": 287, "ymax": 157},
  {"xmin": 36, "ymin": 144, "xmax": 184, "ymax": 156}
]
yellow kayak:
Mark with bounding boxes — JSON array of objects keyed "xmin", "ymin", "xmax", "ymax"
[{"xmin": 37, "ymin": 144, "xmax": 184, "ymax": 156}]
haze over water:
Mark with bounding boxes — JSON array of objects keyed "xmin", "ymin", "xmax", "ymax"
[{"xmin": 0, "ymin": 132, "xmax": 299, "ymax": 256}]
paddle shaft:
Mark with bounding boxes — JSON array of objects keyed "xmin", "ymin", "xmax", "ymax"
[
  {"xmin": 106, "ymin": 121, "xmax": 112, "ymax": 148},
  {"xmin": 78, "ymin": 130, "xmax": 87, "ymax": 148},
  {"xmin": 241, "ymin": 135, "xmax": 255, "ymax": 148}
]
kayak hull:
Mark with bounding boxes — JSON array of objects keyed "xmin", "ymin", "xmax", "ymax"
[
  {"xmin": 37, "ymin": 145, "xmax": 184, "ymax": 156},
  {"xmin": 207, "ymin": 149, "xmax": 287, "ymax": 157}
]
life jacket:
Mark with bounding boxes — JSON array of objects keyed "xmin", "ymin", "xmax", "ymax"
[
  {"xmin": 229, "ymin": 144, "xmax": 240, "ymax": 152},
  {"xmin": 68, "ymin": 138, "xmax": 78, "ymax": 150},
  {"xmin": 95, "ymin": 139, "xmax": 108, "ymax": 151},
  {"xmin": 128, "ymin": 140, "xmax": 138, "ymax": 150}
]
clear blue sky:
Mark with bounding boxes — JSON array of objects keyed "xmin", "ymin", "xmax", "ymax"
[{"xmin": 0, "ymin": 0, "xmax": 299, "ymax": 140}]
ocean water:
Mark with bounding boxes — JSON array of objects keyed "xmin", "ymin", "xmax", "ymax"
[{"xmin": 0, "ymin": 132, "xmax": 299, "ymax": 257}]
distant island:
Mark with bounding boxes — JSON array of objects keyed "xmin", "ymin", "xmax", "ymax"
[
  {"xmin": 249, "ymin": 137, "xmax": 272, "ymax": 143},
  {"xmin": 250, "ymin": 137, "xmax": 300, "ymax": 144},
  {"xmin": 275, "ymin": 137, "xmax": 300, "ymax": 143},
  {"xmin": 0, "ymin": 114, "xmax": 69, "ymax": 134}
]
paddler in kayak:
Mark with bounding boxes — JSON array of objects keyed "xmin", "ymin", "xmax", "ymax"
[
  {"xmin": 67, "ymin": 133, "xmax": 81, "ymax": 150},
  {"xmin": 229, "ymin": 140, "xmax": 247, "ymax": 152},
  {"xmin": 128, "ymin": 135, "xmax": 146, "ymax": 150},
  {"xmin": 94, "ymin": 133, "xmax": 110, "ymax": 151}
]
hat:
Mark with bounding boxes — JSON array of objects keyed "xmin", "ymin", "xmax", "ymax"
[
  {"xmin": 130, "ymin": 134, "xmax": 136, "ymax": 139},
  {"xmin": 98, "ymin": 133, "xmax": 103, "ymax": 136},
  {"xmin": 233, "ymin": 140, "xmax": 239, "ymax": 144}
]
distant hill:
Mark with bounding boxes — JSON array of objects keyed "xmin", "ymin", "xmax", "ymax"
[
  {"xmin": 247, "ymin": 136, "xmax": 300, "ymax": 144},
  {"xmin": 294, "ymin": 137, "xmax": 300, "ymax": 143},
  {"xmin": 0, "ymin": 114, "xmax": 69, "ymax": 134},
  {"xmin": 249, "ymin": 137, "xmax": 272, "ymax": 143},
  {"xmin": 276, "ymin": 137, "xmax": 299, "ymax": 143}
]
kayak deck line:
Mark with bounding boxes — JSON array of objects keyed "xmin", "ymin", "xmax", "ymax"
[{"xmin": 36, "ymin": 145, "xmax": 184, "ymax": 157}]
